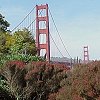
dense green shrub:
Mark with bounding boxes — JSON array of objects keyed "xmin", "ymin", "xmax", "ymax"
[{"xmin": 0, "ymin": 54, "xmax": 45, "ymax": 67}]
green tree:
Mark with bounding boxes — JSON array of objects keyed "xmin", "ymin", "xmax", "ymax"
[
  {"xmin": 0, "ymin": 28, "xmax": 41, "ymax": 66},
  {"xmin": 0, "ymin": 13, "xmax": 10, "ymax": 55},
  {"xmin": 0, "ymin": 13, "xmax": 10, "ymax": 32},
  {"xmin": 0, "ymin": 32, "xmax": 12, "ymax": 55},
  {"xmin": 10, "ymin": 28, "xmax": 37, "ymax": 56}
]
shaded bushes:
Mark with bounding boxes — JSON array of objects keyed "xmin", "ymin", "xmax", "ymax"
[
  {"xmin": 0, "ymin": 61, "xmax": 69, "ymax": 100},
  {"xmin": 56, "ymin": 61, "xmax": 100, "ymax": 100}
]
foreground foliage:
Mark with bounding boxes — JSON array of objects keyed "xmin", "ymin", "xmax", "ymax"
[
  {"xmin": 56, "ymin": 61, "xmax": 100, "ymax": 100},
  {"xmin": 0, "ymin": 61, "xmax": 100, "ymax": 100},
  {"xmin": 0, "ymin": 61, "xmax": 69, "ymax": 100}
]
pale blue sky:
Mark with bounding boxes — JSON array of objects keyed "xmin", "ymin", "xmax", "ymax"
[{"xmin": 0, "ymin": 0, "xmax": 100, "ymax": 60}]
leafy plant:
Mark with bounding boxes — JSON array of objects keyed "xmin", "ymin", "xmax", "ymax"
[
  {"xmin": 10, "ymin": 28, "xmax": 37, "ymax": 56},
  {"xmin": 0, "ymin": 13, "xmax": 10, "ymax": 32},
  {"xmin": 0, "ymin": 54, "xmax": 45, "ymax": 68},
  {"xmin": 0, "ymin": 61, "xmax": 69, "ymax": 100},
  {"xmin": 56, "ymin": 61, "xmax": 100, "ymax": 100}
]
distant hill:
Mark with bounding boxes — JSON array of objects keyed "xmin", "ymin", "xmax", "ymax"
[{"xmin": 50, "ymin": 57, "xmax": 83, "ymax": 66}]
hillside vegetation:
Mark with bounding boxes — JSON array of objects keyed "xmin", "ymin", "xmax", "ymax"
[{"xmin": 56, "ymin": 61, "xmax": 100, "ymax": 100}]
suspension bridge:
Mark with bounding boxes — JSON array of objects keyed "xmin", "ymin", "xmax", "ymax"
[{"xmin": 11, "ymin": 4, "xmax": 89, "ymax": 65}]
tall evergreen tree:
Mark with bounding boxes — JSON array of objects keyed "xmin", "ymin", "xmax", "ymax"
[{"xmin": 0, "ymin": 13, "xmax": 10, "ymax": 32}]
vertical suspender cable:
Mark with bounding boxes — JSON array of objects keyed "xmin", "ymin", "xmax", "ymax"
[{"xmin": 49, "ymin": 8, "xmax": 72, "ymax": 59}]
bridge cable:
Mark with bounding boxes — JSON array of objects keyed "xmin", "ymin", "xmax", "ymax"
[
  {"xmin": 39, "ymin": 10, "xmax": 65, "ymax": 57},
  {"xmin": 11, "ymin": 6, "xmax": 36, "ymax": 32},
  {"xmin": 49, "ymin": 8, "xmax": 72, "ymax": 59},
  {"xmin": 50, "ymin": 34, "xmax": 65, "ymax": 58},
  {"xmin": 27, "ymin": 9, "xmax": 44, "ymax": 29}
]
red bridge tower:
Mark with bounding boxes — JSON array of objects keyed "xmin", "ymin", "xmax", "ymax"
[
  {"xmin": 84, "ymin": 46, "xmax": 89, "ymax": 63},
  {"xmin": 36, "ymin": 4, "xmax": 50, "ymax": 62}
]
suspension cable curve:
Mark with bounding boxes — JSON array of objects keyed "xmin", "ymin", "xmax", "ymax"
[
  {"xmin": 39, "ymin": 11, "xmax": 65, "ymax": 58},
  {"xmin": 49, "ymin": 8, "xmax": 72, "ymax": 59},
  {"xmin": 27, "ymin": 9, "xmax": 44, "ymax": 29},
  {"xmin": 50, "ymin": 33, "xmax": 65, "ymax": 58},
  {"xmin": 11, "ymin": 6, "xmax": 36, "ymax": 32}
]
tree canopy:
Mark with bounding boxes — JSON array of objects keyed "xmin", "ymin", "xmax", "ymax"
[
  {"xmin": 0, "ymin": 13, "xmax": 10, "ymax": 32},
  {"xmin": 0, "ymin": 13, "xmax": 39, "ymax": 66},
  {"xmin": 10, "ymin": 28, "xmax": 37, "ymax": 55}
]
